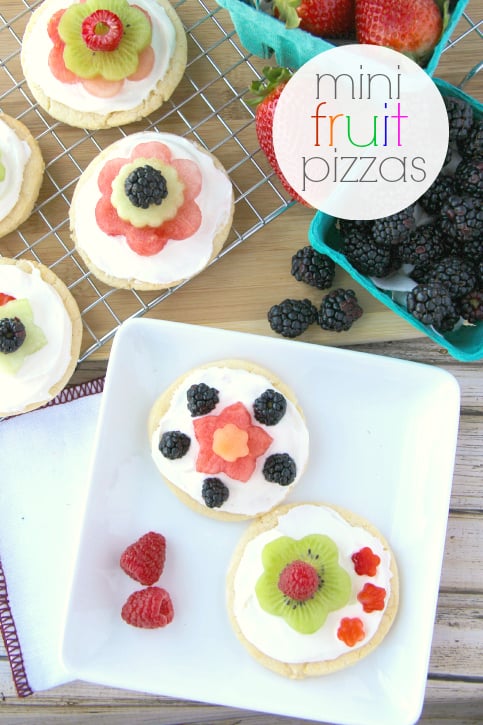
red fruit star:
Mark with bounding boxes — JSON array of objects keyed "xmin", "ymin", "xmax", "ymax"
[
  {"xmin": 357, "ymin": 582, "xmax": 387, "ymax": 613},
  {"xmin": 337, "ymin": 617, "xmax": 365, "ymax": 647},
  {"xmin": 351, "ymin": 546, "xmax": 381, "ymax": 577}
]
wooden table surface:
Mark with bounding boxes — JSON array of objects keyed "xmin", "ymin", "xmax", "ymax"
[{"xmin": 1, "ymin": 0, "xmax": 482, "ymax": 723}]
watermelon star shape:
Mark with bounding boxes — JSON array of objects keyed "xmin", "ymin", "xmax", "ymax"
[
  {"xmin": 95, "ymin": 140, "xmax": 202, "ymax": 256},
  {"xmin": 193, "ymin": 402, "xmax": 273, "ymax": 482}
]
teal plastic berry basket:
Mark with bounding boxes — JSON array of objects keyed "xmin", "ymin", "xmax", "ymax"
[
  {"xmin": 308, "ymin": 80, "xmax": 483, "ymax": 363},
  {"xmin": 215, "ymin": 0, "xmax": 470, "ymax": 74}
]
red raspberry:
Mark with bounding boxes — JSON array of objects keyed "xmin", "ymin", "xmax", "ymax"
[
  {"xmin": 278, "ymin": 560, "xmax": 320, "ymax": 601},
  {"xmin": 351, "ymin": 546, "xmax": 381, "ymax": 577},
  {"xmin": 120, "ymin": 531, "xmax": 166, "ymax": 586},
  {"xmin": 121, "ymin": 587, "xmax": 174, "ymax": 629},
  {"xmin": 357, "ymin": 582, "xmax": 386, "ymax": 613},
  {"xmin": 337, "ymin": 617, "xmax": 365, "ymax": 647},
  {"xmin": 81, "ymin": 10, "xmax": 123, "ymax": 52},
  {"xmin": 0, "ymin": 293, "xmax": 15, "ymax": 306}
]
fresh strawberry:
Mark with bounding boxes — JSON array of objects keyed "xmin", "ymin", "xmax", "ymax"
[
  {"xmin": 249, "ymin": 67, "xmax": 310, "ymax": 207},
  {"xmin": 121, "ymin": 586, "xmax": 174, "ymax": 628},
  {"xmin": 355, "ymin": 0, "xmax": 445, "ymax": 66},
  {"xmin": 275, "ymin": 0, "xmax": 355, "ymax": 38},
  {"xmin": 0, "ymin": 293, "xmax": 15, "ymax": 306},
  {"xmin": 120, "ymin": 531, "xmax": 166, "ymax": 586}
]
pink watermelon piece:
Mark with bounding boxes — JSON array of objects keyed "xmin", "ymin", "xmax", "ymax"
[
  {"xmin": 47, "ymin": 9, "xmax": 64, "ymax": 43},
  {"xmin": 124, "ymin": 227, "xmax": 170, "ymax": 256},
  {"xmin": 81, "ymin": 77, "xmax": 124, "ymax": 98},
  {"xmin": 160, "ymin": 200, "xmax": 201, "ymax": 241},
  {"xmin": 132, "ymin": 142, "xmax": 171, "ymax": 164},
  {"xmin": 95, "ymin": 196, "xmax": 126, "ymax": 237},
  {"xmin": 128, "ymin": 46, "xmax": 155, "ymax": 82},
  {"xmin": 97, "ymin": 158, "xmax": 126, "ymax": 195},
  {"xmin": 48, "ymin": 45, "xmax": 78, "ymax": 84},
  {"xmin": 172, "ymin": 159, "xmax": 202, "ymax": 200}
]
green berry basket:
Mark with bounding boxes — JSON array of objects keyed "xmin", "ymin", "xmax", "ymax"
[
  {"xmin": 307, "ymin": 79, "xmax": 483, "ymax": 362},
  {"xmin": 215, "ymin": 0, "xmax": 470, "ymax": 74}
]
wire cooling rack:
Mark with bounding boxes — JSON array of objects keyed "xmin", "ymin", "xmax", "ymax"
[{"xmin": 0, "ymin": 0, "xmax": 482, "ymax": 362}]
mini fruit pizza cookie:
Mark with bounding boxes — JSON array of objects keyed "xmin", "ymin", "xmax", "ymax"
[
  {"xmin": 70, "ymin": 131, "xmax": 234, "ymax": 290},
  {"xmin": 21, "ymin": 0, "xmax": 187, "ymax": 129},
  {"xmin": 0, "ymin": 114, "xmax": 44, "ymax": 240},
  {"xmin": 0, "ymin": 257, "xmax": 82, "ymax": 417},
  {"xmin": 148, "ymin": 360, "xmax": 309, "ymax": 521},
  {"xmin": 226, "ymin": 502, "xmax": 399, "ymax": 678}
]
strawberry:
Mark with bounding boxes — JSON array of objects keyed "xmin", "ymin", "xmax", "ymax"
[
  {"xmin": 121, "ymin": 586, "xmax": 174, "ymax": 628},
  {"xmin": 119, "ymin": 531, "xmax": 166, "ymax": 586},
  {"xmin": 249, "ymin": 67, "xmax": 310, "ymax": 207},
  {"xmin": 355, "ymin": 0, "xmax": 445, "ymax": 66},
  {"xmin": 0, "ymin": 293, "xmax": 15, "ymax": 306},
  {"xmin": 275, "ymin": 0, "xmax": 355, "ymax": 38}
]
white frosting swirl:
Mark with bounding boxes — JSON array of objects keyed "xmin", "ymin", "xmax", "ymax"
[
  {"xmin": 0, "ymin": 121, "xmax": 31, "ymax": 222},
  {"xmin": 22, "ymin": 0, "xmax": 176, "ymax": 113},
  {"xmin": 151, "ymin": 366, "xmax": 309, "ymax": 516},
  {"xmin": 72, "ymin": 132, "xmax": 233, "ymax": 285},
  {"xmin": 0, "ymin": 264, "xmax": 73, "ymax": 413},
  {"xmin": 232, "ymin": 505, "xmax": 393, "ymax": 663}
]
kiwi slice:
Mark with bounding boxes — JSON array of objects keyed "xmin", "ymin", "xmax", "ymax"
[
  {"xmin": 58, "ymin": 0, "xmax": 152, "ymax": 82},
  {"xmin": 255, "ymin": 534, "xmax": 351, "ymax": 635},
  {"xmin": 0, "ymin": 298, "xmax": 47, "ymax": 375},
  {"xmin": 110, "ymin": 158, "xmax": 185, "ymax": 228}
]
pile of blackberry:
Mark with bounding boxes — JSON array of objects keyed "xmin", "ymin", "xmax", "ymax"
[{"xmin": 329, "ymin": 94, "xmax": 482, "ymax": 334}]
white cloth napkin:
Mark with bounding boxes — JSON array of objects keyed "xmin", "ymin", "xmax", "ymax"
[{"xmin": 0, "ymin": 380, "xmax": 103, "ymax": 695}]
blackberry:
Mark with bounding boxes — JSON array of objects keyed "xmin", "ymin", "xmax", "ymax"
[
  {"xmin": 186, "ymin": 383, "xmax": 219, "ymax": 417},
  {"xmin": 406, "ymin": 282, "xmax": 456, "ymax": 328},
  {"xmin": 399, "ymin": 224, "xmax": 446, "ymax": 267},
  {"xmin": 124, "ymin": 164, "xmax": 168, "ymax": 208},
  {"xmin": 458, "ymin": 118, "xmax": 483, "ymax": 159},
  {"xmin": 372, "ymin": 204, "xmax": 416, "ymax": 246},
  {"xmin": 455, "ymin": 158, "xmax": 483, "ymax": 198},
  {"xmin": 427, "ymin": 255, "xmax": 476, "ymax": 300},
  {"xmin": 459, "ymin": 289, "xmax": 483, "ymax": 324},
  {"xmin": 444, "ymin": 95, "xmax": 474, "ymax": 144},
  {"xmin": 262, "ymin": 453, "xmax": 296, "ymax": 486},
  {"xmin": 318, "ymin": 288, "xmax": 363, "ymax": 332},
  {"xmin": 440, "ymin": 194, "xmax": 483, "ymax": 244},
  {"xmin": 267, "ymin": 298, "xmax": 317, "ymax": 338},
  {"xmin": 343, "ymin": 234, "xmax": 394, "ymax": 277},
  {"xmin": 336, "ymin": 218, "xmax": 373, "ymax": 238},
  {"xmin": 478, "ymin": 259, "xmax": 483, "ymax": 286},
  {"xmin": 291, "ymin": 246, "xmax": 335, "ymax": 289},
  {"xmin": 159, "ymin": 430, "xmax": 191, "ymax": 459},
  {"xmin": 201, "ymin": 477, "xmax": 229, "ymax": 508},
  {"xmin": 253, "ymin": 389, "xmax": 287, "ymax": 426},
  {"xmin": 418, "ymin": 174, "xmax": 456, "ymax": 215},
  {"xmin": 460, "ymin": 236, "xmax": 483, "ymax": 261},
  {"xmin": 409, "ymin": 264, "xmax": 430, "ymax": 284},
  {"xmin": 0, "ymin": 316, "xmax": 26, "ymax": 353}
]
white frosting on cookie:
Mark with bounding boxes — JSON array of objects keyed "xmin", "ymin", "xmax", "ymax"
[
  {"xmin": 151, "ymin": 365, "xmax": 309, "ymax": 516},
  {"xmin": 232, "ymin": 504, "xmax": 393, "ymax": 663},
  {"xmin": 72, "ymin": 132, "xmax": 233, "ymax": 285},
  {"xmin": 0, "ymin": 120, "xmax": 31, "ymax": 222},
  {"xmin": 21, "ymin": 0, "xmax": 176, "ymax": 113},
  {"xmin": 0, "ymin": 264, "xmax": 73, "ymax": 413}
]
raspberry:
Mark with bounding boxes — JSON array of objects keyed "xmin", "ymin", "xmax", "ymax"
[
  {"xmin": 159, "ymin": 430, "xmax": 191, "ymax": 459},
  {"xmin": 278, "ymin": 560, "xmax": 320, "ymax": 601},
  {"xmin": 81, "ymin": 9, "xmax": 123, "ymax": 52},
  {"xmin": 262, "ymin": 453, "xmax": 296, "ymax": 485},
  {"xmin": 186, "ymin": 383, "xmax": 219, "ymax": 417},
  {"xmin": 253, "ymin": 389, "xmax": 287, "ymax": 426},
  {"xmin": 120, "ymin": 531, "xmax": 166, "ymax": 586},
  {"xmin": 337, "ymin": 617, "xmax": 365, "ymax": 647},
  {"xmin": 201, "ymin": 477, "xmax": 229, "ymax": 508},
  {"xmin": 121, "ymin": 586, "xmax": 174, "ymax": 629},
  {"xmin": 351, "ymin": 547, "xmax": 381, "ymax": 577},
  {"xmin": 357, "ymin": 582, "xmax": 386, "ymax": 613}
]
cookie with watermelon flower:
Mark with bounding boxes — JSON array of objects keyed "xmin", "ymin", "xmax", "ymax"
[
  {"xmin": 226, "ymin": 501, "xmax": 399, "ymax": 678},
  {"xmin": 148, "ymin": 360, "xmax": 310, "ymax": 520},
  {"xmin": 69, "ymin": 131, "xmax": 234, "ymax": 290},
  {"xmin": 0, "ymin": 257, "xmax": 82, "ymax": 417},
  {"xmin": 20, "ymin": 0, "xmax": 187, "ymax": 129}
]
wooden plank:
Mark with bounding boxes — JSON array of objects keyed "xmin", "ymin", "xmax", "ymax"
[{"xmin": 440, "ymin": 514, "xmax": 483, "ymax": 591}]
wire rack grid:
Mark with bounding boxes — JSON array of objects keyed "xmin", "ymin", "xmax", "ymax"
[{"xmin": 0, "ymin": 0, "xmax": 482, "ymax": 363}]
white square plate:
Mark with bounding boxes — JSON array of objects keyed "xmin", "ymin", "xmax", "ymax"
[{"xmin": 62, "ymin": 319, "xmax": 460, "ymax": 725}]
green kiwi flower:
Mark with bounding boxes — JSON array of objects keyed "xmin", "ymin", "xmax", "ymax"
[
  {"xmin": 255, "ymin": 534, "xmax": 352, "ymax": 634},
  {"xmin": 58, "ymin": 0, "xmax": 152, "ymax": 82}
]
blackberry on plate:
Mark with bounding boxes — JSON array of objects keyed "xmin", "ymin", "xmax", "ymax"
[
  {"xmin": 458, "ymin": 118, "xmax": 483, "ymax": 159},
  {"xmin": 262, "ymin": 453, "xmax": 296, "ymax": 486},
  {"xmin": 444, "ymin": 95, "xmax": 474, "ymax": 144},
  {"xmin": 0, "ymin": 316, "xmax": 26, "ymax": 353},
  {"xmin": 343, "ymin": 234, "xmax": 394, "ymax": 277},
  {"xmin": 124, "ymin": 164, "xmax": 168, "ymax": 208},
  {"xmin": 291, "ymin": 246, "xmax": 335, "ymax": 289},
  {"xmin": 427, "ymin": 255, "xmax": 477, "ymax": 300},
  {"xmin": 253, "ymin": 389, "xmax": 287, "ymax": 426},
  {"xmin": 459, "ymin": 289, "xmax": 483, "ymax": 324},
  {"xmin": 455, "ymin": 158, "xmax": 483, "ymax": 198},
  {"xmin": 159, "ymin": 430, "xmax": 191, "ymax": 460},
  {"xmin": 440, "ymin": 194, "xmax": 483, "ymax": 244},
  {"xmin": 186, "ymin": 382, "xmax": 219, "ymax": 417},
  {"xmin": 399, "ymin": 224, "xmax": 446, "ymax": 267},
  {"xmin": 372, "ymin": 204, "xmax": 416, "ymax": 246},
  {"xmin": 201, "ymin": 477, "xmax": 229, "ymax": 508},
  {"xmin": 318, "ymin": 288, "xmax": 363, "ymax": 332},
  {"xmin": 267, "ymin": 298, "xmax": 318, "ymax": 338},
  {"xmin": 418, "ymin": 174, "xmax": 456, "ymax": 215},
  {"xmin": 406, "ymin": 282, "xmax": 457, "ymax": 328}
]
